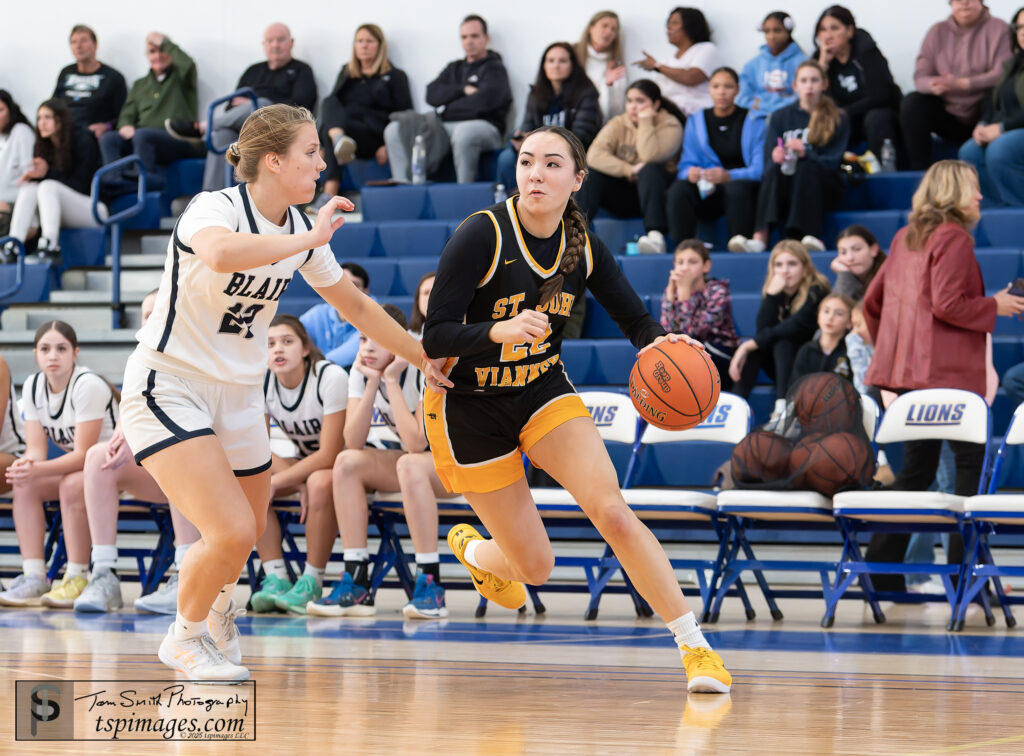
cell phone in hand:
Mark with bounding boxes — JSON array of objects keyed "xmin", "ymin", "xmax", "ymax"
[{"xmin": 1010, "ymin": 277, "xmax": 1024, "ymax": 297}]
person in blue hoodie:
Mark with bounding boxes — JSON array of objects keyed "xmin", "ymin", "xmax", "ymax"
[
  {"xmin": 666, "ymin": 67, "xmax": 765, "ymax": 247},
  {"xmin": 737, "ymin": 11, "xmax": 807, "ymax": 120},
  {"xmin": 813, "ymin": 5, "xmax": 901, "ymax": 164}
]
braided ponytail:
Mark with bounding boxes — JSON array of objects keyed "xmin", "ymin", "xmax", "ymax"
[{"xmin": 524, "ymin": 126, "xmax": 590, "ymax": 308}]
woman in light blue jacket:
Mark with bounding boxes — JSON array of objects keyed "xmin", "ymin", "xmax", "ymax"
[
  {"xmin": 666, "ymin": 67, "xmax": 765, "ymax": 248},
  {"xmin": 737, "ymin": 11, "xmax": 807, "ymax": 119}
]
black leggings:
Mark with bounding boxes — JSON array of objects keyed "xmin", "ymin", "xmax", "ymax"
[
  {"xmin": 576, "ymin": 164, "xmax": 673, "ymax": 233},
  {"xmin": 899, "ymin": 92, "xmax": 975, "ymax": 171},
  {"xmin": 755, "ymin": 160, "xmax": 843, "ymax": 239},
  {"xmin": 666, "ymin": 178, "xmax": 758, "ymax": 243},
  {"xmin": 731, "ymin": 339, "xmax": 799, "ymax": 401}
]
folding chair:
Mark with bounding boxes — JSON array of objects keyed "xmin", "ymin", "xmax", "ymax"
[
  {"xmin": 956, "ymin": 402, "xmax": 1024, "ymax": 630},
  {"xmin": 709, "ymin": 394, "xmax": 880, "ymax": 623},
  {"xmin": 614, "ymin": 392, "xmax": 753, "ymax": 621},
  {"xmin": 830, "ymin": 389, "xmax": 992, "ymax": 629}
]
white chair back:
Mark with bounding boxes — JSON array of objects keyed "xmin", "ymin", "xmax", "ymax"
[
  {"xmin": 875, "ymin": 389, "xmax": 989, "ymax": 445},
  {"xmin": 1005, "ymin": 402, "xmax": 1024, "ymax": 446},
  {"xmin": 579, "ymin": 391, "xmax": 639, "ymax": 444},
  {"xmin": 861, "ymin": 393, "xmax": 881, "ymax": 440},
  {"xmin": 640, "ymin": 392, "xmax": 752, "ymax": 444},
  {"xmin": 367, "ymin": 408, "xmax": 401, "ymax": 445}
]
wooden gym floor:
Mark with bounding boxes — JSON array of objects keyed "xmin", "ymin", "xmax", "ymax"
[{"xmin": 0, "ymin": 585, "xmax": 1022, "ymax": 755}]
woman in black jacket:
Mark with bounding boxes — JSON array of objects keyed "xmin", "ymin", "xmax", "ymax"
[
  {"xmin": 1, "ymin": 99, "xmax": 103, "ymax": 266},
  {"xmin": 494, "ymin": 42, "xmax": 601, "ymax": 192},
  {"xmin": 814, "ymin": 5, "xmax": 900, "ymax": 163},
  {"xmin": 319, "ymin": 23, "xmax": 412, "ymax": 196}
]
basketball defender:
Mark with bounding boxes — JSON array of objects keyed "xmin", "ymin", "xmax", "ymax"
[
  {"xmin": 423, "ymin": 126, "xmax": 731, "ymax": 694},
  {"xmin": 118, "ymin": 104, "xmax": 451, "ymax": 683}
]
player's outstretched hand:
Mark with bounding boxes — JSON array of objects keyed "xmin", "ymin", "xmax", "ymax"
[
  {"xmin": 638, "ymin": 332, "xmax": 704, "ymax": 357},
  {"xmin": 309, "ymin": 196, "xmax": 356, "ymax": 247},
  {"xmin": 489, "ymin": 309, "xmax": 549, "ymax": 344}
]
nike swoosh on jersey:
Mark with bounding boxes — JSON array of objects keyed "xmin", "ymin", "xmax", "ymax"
[{"xmin": 505, "ymin": 259, "xmax": 517, "ymax": 265}]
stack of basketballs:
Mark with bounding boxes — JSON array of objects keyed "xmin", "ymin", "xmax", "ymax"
[{"xmin": 730, "ymin": 373, "xmax": 876, "ymax": 496}]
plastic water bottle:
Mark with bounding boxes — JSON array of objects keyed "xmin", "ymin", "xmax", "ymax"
[
  {"xmin": 494, "ymin": 183, "xmax": 507, "ymax": 204},
  {"xmin": 880, "ymin": 139, "xmax": 896, "ymax": 173},
  {"xmin": 697, "ymin": 177, "xmax": 715, "ymax": 200},
  {"xmin": 411, "ymin": 135, "xmax": 427, "ymax": 185},
  {"xmin": 781, "ymin": 148, "xmax": 798, "ymax": 176}
]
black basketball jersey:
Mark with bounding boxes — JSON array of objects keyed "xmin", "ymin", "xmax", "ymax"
[{"xmin": 424, "ymin": 197, "xmax": 663, "ymax": 396}]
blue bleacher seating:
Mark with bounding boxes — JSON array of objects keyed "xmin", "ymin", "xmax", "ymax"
[
  {"xmin": 822, "ymin": 209, "xmax": 903, "ymax": 249},
  {"xmin": 356, "ymin": 260, "xmax": 399, "ymax": 296},
  {"xmin": 427, "ymin": 182, "xmax": 494, "ymax": 220},
  {"xmin": 975, "ymin": 208, "xmax": 1024, "ymax": 248},
  {"xmin": 591, "ymin": 217, "xmax": 645, "ymax": 255},
  {"xmin": 340, "ymin": 159, "xmax": 392, "ymax": 191},
  {"xmin": 394, "ymin": 258, "xmax": 439, "ymax": 296},
  {"xmin": 361, "ymin": 185, "xmax": 429, "ymax": 221},
  {"xmin": 330, "ymin": 222, "xmax": 378, "ymax": 258},
  {"xmin": 618, "ymin": 256, "xmax": 672, "ymax": 295},
  {"xmin": 112, "ymin": 191, "xmax": 162, "ymax": 231},
  {"xmin": 376, "ymin": 220, "xmax": 450, "ymax": 258},
  {"xmin": 839, "ymin": 172, "xmax": 923, "ymax": 212},
  {"xmin": 0, "ymin": 264, "xmax": 51, "ymax": 304},
  {"xmin": 589, "ymin": 340, "xmax": 637, "ymax": 384},
  {"xmin": 977, "ymin": 248, "xmax": 1022, "ymax": 289},
  {"xmin": 560, "ymin": 340, "xmax": 595, "ymax": 383},
  {"xmin": 161, "ymin": 158, "xmax": 205, "ymax": 215},
  {"xmin": 59, "ymin": 228, "xmax": 106, "ymax": 267}
]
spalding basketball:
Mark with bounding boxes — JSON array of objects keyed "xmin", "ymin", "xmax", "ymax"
[
  {"xmin": 629, "ymin": 340, "xmax": 721, "ymax": 431},
  {"xmin": 731, "ymin": 430, "xmax": 794, "ymax": 484},
  {"xmin": 789, "ymin": 431, "xmax": 874, "ymax": 496}
]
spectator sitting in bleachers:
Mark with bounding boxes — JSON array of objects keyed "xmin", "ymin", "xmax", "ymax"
[
  {"xmin": 495, "ymin": 42, "xmax": 601, "ymax": 193},
  {"xmin": 0, "ymin": 90, "xmax": 33, "ymax": 240},
  {"xmin": 308, "ymin": 305, "xmax": 451, "ymax": 621},
  {"xmin": 635, "ymin": 7, "xmax": 721, "ymax": 118},
  {"xmin": 737, "ymin": 11, "xmax": 806, "ymax": 121},
  {"xmin": 729, "ymin": 240, "xmax": 831, "ymax": 421},
  {"xmin": 247, "ymin": 315, "xmax": 346, "ymax": 614},
  {"xmin": 300, "ymin": 262, "xmax": 371, "ymax": 370},
  {"xmin": 71, "ymin": 290, "xmax": 199, "ymax": 614},
  {"xmin": 789, "ymin": 292, "xmax": 855, "ymax": 389},
  {"xmin": 666, "ymin": 67, "xmax": 764, "ymax": 251},
  {"xmin": 0, "ymin": 321, "xmax": 118, "ymax": 608},
  {"xmin": 958, "ymin": 8, "xmax": 1024, "ymax": 207},
  {"xmin": 2, "ymin": 99, "xmax": 105, "ymax": 266},
  {"xmin": 660, "ymin": 239, "xmax": 739, "ymax": 388},
  {"xmin": 901, "ymin": 0, "xmax": 1012, "ymax": 170},
  {"xmin": 408, "ymin": 271, "xmax": 435, "ymax": 336},
  {"xmin": 0, "ymin": 354, "xmax": 26, "ymax": 495},
  {"xmin": 52, "ymin": 24, "xmax": 126, "ymax": 142},
  {"xmin": 813, "ymin": 5, "xmax": 901, "ymax": 166},
  {"xmin": 318, "ymin": 24, "xmax": 411, "ymax": 200},
  {"xmin": 166, "ymin": 23, "xmax": 317, "ymax": 192},
  {"xmin": 384, "ymin": 14, "xmax": 512, "ymax": 184},
  {"xmin": 575, "ymin": 10, "xmax": 627, "ymax": 122},
  {"xmin": 862, "ymin": 159, "xmax": 1024, "ymax": 591},
  {"xmin": 830, "ymin": 224, "xmax": 885, "ymax": 301},
  {"xmin": 736, "ymin": 60, "xmax": 849, "ymax": 254},
  {"xmin": 99, "ymin": 31, "xmax": 203, "ymax": 194},
  {"xmin": 576, "ymin": 79, "xmax": 684, "ymax": 255}
]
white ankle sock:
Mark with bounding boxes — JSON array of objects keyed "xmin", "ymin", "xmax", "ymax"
[
  {"xmin": 667, "ymin": 611, "xmax": 711, "ymax": 651},
  {"xmin": 263, "ymin": 559, "xmax": 289, "ymax": 580},
  {"xmin": 463, "ymin": 539, "xmax": 484, "ymax": 570},
  {"xmin": 415, "ymin": 552, "xmax": 440, "ymax": 565},
  {"xmin": 91, "ymin": 545, "xmax": 118, "ymax": 572},
  {"xmin": 211, "ymin": 580, "xmax": 238, "ymax": 613},
  {"xmin": 65, "ymin": 562, "xmax": 89, "ymax": 579},
  {"xmin": 303, "ymin": 563, "xmax": 326, "ymax": 586},
  {"xmin": 173, "ymin": 612, "xmax": 205, "ymax": 641},
  {"xmin": 342, "ymin": 548, "xmax": 369, "ymax": 563},
  {"xmin": 23, "ymin": 559, "xmax": 46, "ymax": 577}
]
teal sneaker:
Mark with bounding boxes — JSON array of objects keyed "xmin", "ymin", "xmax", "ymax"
[
  {"xmin": 249, "ymin": 574, "xmax": 292, "ymax": 613},
  {"xmin": 402, "ymin": 571, "xmax": 449, "ymax": 619},
  {"xmin": 273, "ymin": 574, "xmax": 322, "ymax": 614}
]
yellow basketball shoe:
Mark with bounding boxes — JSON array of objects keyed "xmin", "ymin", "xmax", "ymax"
[
  {"xmin": 681, "ymin": 646, "xmax": 732, "ymax": 693},
  {"xmin": 447, "ymin": 524, "xmax": 526, "ymax": 610}
]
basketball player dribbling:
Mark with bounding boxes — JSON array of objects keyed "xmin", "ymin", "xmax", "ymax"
[
  {"xmin": 117, "ymin": 104, "xmax": 451, "ymax": 683},
  {"xmin": 423, "ymin": 126, "xmax": 732, "ymax": 693}
]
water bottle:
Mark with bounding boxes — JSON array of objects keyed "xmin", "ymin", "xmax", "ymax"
[
  {"xmin": 880, "ymin": 138, "xmax": 896, "ymax": 173},
  {"xmin": 697, "ymin": 177, "xmax": 715, "ymax": 200},
  {"xmin": 494, "ymin": 183, "xmax": 507, "ymax": 204},
  {"xmin": 410, "ymin": 135, "xmax": 427, "ymax": 185},
  {"xmin": 781, "ymin": 148, "xmax": 798, "ymax": 176}
]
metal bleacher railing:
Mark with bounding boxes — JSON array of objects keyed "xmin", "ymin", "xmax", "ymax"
[
  {"xmin": 90, "ymin": 155, "xmax": 148, "ymax": 328},
  {"xmin": 206, "ymin": 88, "xmax": 259, "ymax": 187}
]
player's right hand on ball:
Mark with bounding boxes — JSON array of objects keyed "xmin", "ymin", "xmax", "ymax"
[{"xmin": 489, "ymin": 309, "xmax": 549, "ymax": 343}]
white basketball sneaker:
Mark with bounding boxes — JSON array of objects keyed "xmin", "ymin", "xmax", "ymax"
[
  {"xmin": 158, "ymin": 624, "xmax": 249, "ymax": 684},
  {"xmin": 207, "ymin": 600, "xmax": 245, "ymax": 665}
]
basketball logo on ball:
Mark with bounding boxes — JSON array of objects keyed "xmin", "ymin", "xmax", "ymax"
[{"xmin": 629, "ymin": 340, "xmax": 721, "ymax": 431}]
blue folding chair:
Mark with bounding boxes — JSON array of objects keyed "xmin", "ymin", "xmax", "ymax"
[
  {"xmin": 830, "ymin": 389, "xmax": 992, "ymax": 629},
  {"xmin": 956, "ymin": 401, "xmax": 1024, "ymax": 630}
]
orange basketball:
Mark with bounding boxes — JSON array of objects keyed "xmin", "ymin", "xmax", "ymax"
[{"xmin": 629, "ymin": 340, "xmax": 721, "ymax": 430}]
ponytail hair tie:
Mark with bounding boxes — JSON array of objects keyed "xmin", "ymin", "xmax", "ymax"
[{"xmin": 228, "ymin": 143, "xmax": 241, "ymax": 159}]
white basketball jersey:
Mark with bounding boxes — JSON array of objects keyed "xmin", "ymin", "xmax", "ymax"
[
  {"xmin": 0, "ymin": 375, "xmax": 25, "ymax": 456},
  {"xmin": 349, "ymin": 367, "xmax": 424, "ymax": 451},
  {"xmin": 134, "ymin": 185, "xmax": 343, "ymax": 386},
  {"xmin": 21, "ymin": 366, "xmax": 117, "ymax": 452},
  {"xmin": 264, "ymin": 359, "xmax": 349, "ymax": 458}
]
